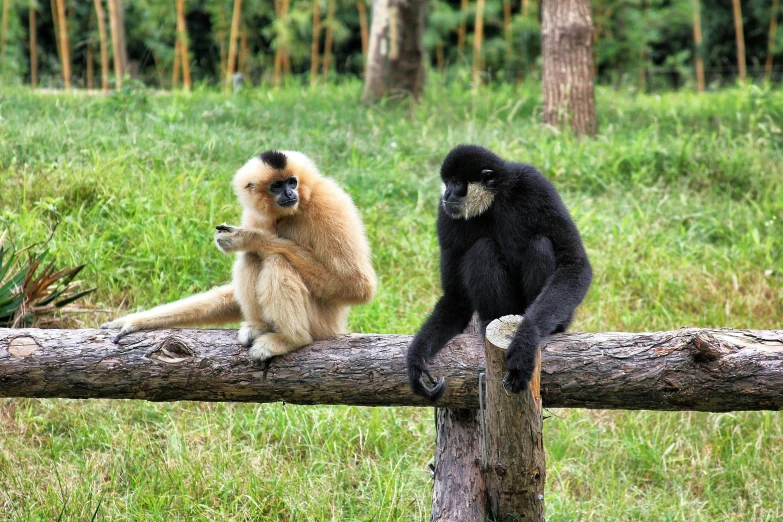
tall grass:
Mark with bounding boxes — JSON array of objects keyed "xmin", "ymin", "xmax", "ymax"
[{"xmin": 0, "ymin": 81, "xmax": 781, "ymax": 520}]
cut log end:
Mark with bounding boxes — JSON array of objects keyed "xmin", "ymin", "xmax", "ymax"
[{"xmin": 485, "ymin": 315, "xmax": 524, "ymax": 350}]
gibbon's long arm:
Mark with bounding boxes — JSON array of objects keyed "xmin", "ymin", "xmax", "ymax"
[
  {"xmin": 406, "ymin": 250, "xmax": 474, "ymax": 402},
  {"xmin": 504, "ymin": 215, "xmax": 593, "ymax": 393},
  {"xmin": 216, "ymin": 226, "xmax": 374, "ymax": 304},
  {"xmin": 101, "ymin": 285, "xmax": 242, "ymax": 343}
]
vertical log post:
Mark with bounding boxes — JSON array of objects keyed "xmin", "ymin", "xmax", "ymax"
[
  {"xmin": 484, "ymin": 315, "xmax": 545, "ymax": 521},
  {"xmin": 431, "ymin": 316, "xmax": 486, "ymax": 522}
]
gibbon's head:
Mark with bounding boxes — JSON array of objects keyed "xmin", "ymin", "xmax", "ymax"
[
  {"xmin": 439, "ymin": 144, "xmax": 505, "ymax": 220},
  {"xmin": 233, "ymin": 150, "xmax": 318, "ymax": 218}
]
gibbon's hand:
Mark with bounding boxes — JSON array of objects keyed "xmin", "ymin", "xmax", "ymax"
[
  {"xmin": 215, "ymin": 224, "xmax": 276, "ymax": 254},
  {"xmin": 503, "ymin": 322, "xmax": 541, "ymax": 393},
  {"xmin": 407, "ymin": 354, "xmax": 446, "ymax": 402},
  {"xmin": 100, "ymin": 316, "xmax": 140, "ymax": 343}
]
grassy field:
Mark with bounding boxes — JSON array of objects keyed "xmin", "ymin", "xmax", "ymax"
[{"xmin": 1, "ymin": 81, "xmax": 782, "ymax": 521}]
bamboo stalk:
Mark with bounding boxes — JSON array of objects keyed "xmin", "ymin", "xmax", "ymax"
[
  {"xmin": 176, "ymin": 0, "xmax": 191, "ymax": 90},
  {"xmin": 29, "ymin": 0, "xmax": 38, "ymax": 87},
  {"xmin": 357, "ymin": 0, "xmax": 368, "ymax": 58},
  {"xmin": 93, "ymin": 0, "xmax": 109, "ymax": 91},
  {"xmin": 55, "ymin": 0, "xmax": 71, "ymax": 89},
  {"xmin": 107, "ymin": 0, "xmax": 123, "ymax": 88},
  {"xmin": 225, "ymin": 0, "xmax": 243, "ymax": 91},
  {"xmin": 472, "ymin": 0, "xmax": 485, "ymax": 87},
  {"xmin": 310, "ymin": 0, "xmax": 321, "ymax": 86},
  {"xmin": 766, "ymin": 0, "xmax": 780, "ymax": 81},
  {"xmin": 457, "ymin": 0, "xmax": 468, "ymax": 54},
  {"xmin": 732, "ymin": 0, "xmax": 746, "ymax": 82},
  {"xmin": 322, "ymin": 0, "xmax": 335, "ymax": 79},
  {"xmin": 692, "ymin": 0, "xmax": 705, "ymax": 92}
]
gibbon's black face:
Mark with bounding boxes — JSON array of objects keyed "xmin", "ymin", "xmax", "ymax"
[
  {"xmin": 270, "ymin": 176, "xmax": 299, "ymax": 208},
  {"xmin": 440, "ymin": 144, "xmax": 504, "ymax": 220}
]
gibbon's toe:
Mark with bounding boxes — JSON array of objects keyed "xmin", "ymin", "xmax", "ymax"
[
  {"xmin": 248, "ymin": 343, "xmax": 274, "ymax": 362},
  {"xmin": 101, "ymin": 319, "xmax": 124, "ymax": 329},
  {"xmin": 248, "ymin": 333, "xmax": 295, "ymax": 362}
]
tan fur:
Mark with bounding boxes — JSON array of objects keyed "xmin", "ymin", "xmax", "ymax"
[{"xmin": 103, "ymin": 151, "xmax": 377, "ymax": 361}]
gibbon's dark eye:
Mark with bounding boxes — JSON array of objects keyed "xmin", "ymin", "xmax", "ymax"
[
  {"xmin": 245, "ymin": 183, "xmax": 255, "ymax": 190},
  {"xmin": 481, "ymin": 169, "xmax": 494, "ymax": 181},
  {"xmin": 271, "ymin": 180, "xmax": 284, "ymax": 192},
  {"xmin": 287, "ymin": 177, "xmax": 297, "ymax": 188}
]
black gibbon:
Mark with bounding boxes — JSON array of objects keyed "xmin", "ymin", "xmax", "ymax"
[
  {"xmin": 407, "ymin": 145, "xmax": 592, "ymax": 401},
  {"xmin": 103, "ymin": 150, "xmax": 377, "ymax": 361}
]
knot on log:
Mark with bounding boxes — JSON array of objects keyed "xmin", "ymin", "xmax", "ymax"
[
  {"xmin": 688, "ymin": 331, "xmax": 731, "ymax": 363},
  {"xmin": 148, "ymin": 335, "xmax": 196, "ymax": 364}
]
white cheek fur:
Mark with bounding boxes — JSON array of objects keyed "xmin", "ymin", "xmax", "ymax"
[{"xmin": 460, "ymin": 182, "xmax": 494, "ymax": 219}]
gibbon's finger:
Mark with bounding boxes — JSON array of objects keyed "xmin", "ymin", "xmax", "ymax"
[
  {"xmin": 503, "ymin": 370, "xmax": 529, "ymax": 394},
  {"xmin": 215, "ymin": 224, "xmax": 235, "ymax": 232},
  {"xmin": 410, "ymin": 365, "xmax": 447, "ymax": 402}
]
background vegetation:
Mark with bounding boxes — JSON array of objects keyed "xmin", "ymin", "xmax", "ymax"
[
  {"xmin": 0, "ymin": 80, "xmax": 782, "ymax": 520},
  {"xmin": 1, "ymin": 0, "xmax": 783, "ymax": 90}
]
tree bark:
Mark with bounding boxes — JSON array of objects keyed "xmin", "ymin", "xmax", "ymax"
[
  {"xmin": 2, "ymin": 327, "xmax": 783, "ymax": 411},
  {"xmin": 431, "ymin": 316, "xmax": 486, "ymax": 522},
  {"xmin": 172, "ymin": 39, "xmax": 181, "ymax": 88},
  {"xmin": 225, "ymin": 0, "xmax": 243, "ymax": 91},
  {"xmin": 766, "ymin": 0, "xmax": 780, "ymax": 81},
  {"xmin": 87, "ymin": 35, "xmax": 94, "ymax": 89},
  {"xmin": 107, "ymin": 0, "xmax": 123, "ymax": 88},
  {"xmin": 93, "ymin": 0, "xmax": 109, "ymax": 91},
  {"xmin": 0, "ymin": 0, "xmax": 9, "ymax": 62},
  {"xmin": 29, "ymin": 1, "xmax": 38, "ymax": 87},
  {"xmin": 311, "ymin": 0, "xmax": 321, "ymax": 86},
  {"xmin": 322, "ymin": 0, "xmax": 336, "ymax": 78},
  {"xmin": 732, "ymin": 0, "xmax": 746, "ymax": 82},
  {"xmin": 362, "ymin": 0, "xmax": 426, "ymax": 103},
  {"xmin": 176, "ymin": 0, "xmax": 191, "ymax": 91},
  {"xmin": 55, "ymin": 0, "xmax": 71, "ymax": 89},
  {"xmin": 484, "ymin": 316, "xmax": 545, "ymax": 521},
  {"xmin": 541, "ymin": 0, "xmax": 596, "ymax": 136},
  {"xmin": 457, "ymin": 0, "xmax": 468, "ymax": 54},
  {"xmin": 692, "ymin": 0, "xmax": 705, "ymax": 92},
  {"xmin": 115, "ymin": 0, "xmax": 128, "ymax": 74}
]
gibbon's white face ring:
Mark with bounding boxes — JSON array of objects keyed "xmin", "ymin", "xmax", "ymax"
[{"xmin": 441, "ymin": 181, "xmax": 495, "ymax": 220}]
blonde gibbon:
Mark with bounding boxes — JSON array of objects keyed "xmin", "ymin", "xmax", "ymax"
[{"xmin": 102, "ymin": 150, "xmax": 377, "ymax": 361}]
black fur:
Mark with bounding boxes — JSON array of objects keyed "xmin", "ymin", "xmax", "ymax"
[
  {"xmin": 407, "ymin": 145, "xmax": 593, "ymax": 401},
  {"xmin": 259, "ymin": 150, "xmax": 287, "ymax": 170}
]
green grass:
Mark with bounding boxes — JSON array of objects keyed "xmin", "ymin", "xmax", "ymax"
[{"xmin": 1, "ymin": 81, "xmax": 782, "ymax": 521}]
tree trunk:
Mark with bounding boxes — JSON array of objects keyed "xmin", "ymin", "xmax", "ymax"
[
  {"xmin": 49, "ymin": 0, "xmax": 62, "ymax": 68},
  {"xmin": 483, "ymin": 317, "xmax": 545, "ymax": 521},
  {"xmin": 732, "ymin": 0, "xmax": 746, "ymax": 82},
  {"xmin": 239, "ymin": 25, "xmax": 249, "ymax": 77},
  {"xmin": 93, "ymin": 0, "xmax": 109, "ymax": 91},
  {"xmin": 172, "ymin": 39, "xmax": 181, "ymax": 88},
  {"xmin": 322, "ymin": 0, "xmax": 336, "ymax": 79},
  {"xmin": 766, "ymin": 0, "xmax": 780, "ymax": 81},
  {"xmin": 362, "ymin": 0, "xmax": 426, "ymax": 104},
  {"xmin": 692, "ymin": 0, "xmax": 705, "ymax": 92},
  {"xmin": 115, "ymin": 0, "xmax": 128, "ymax": 74},
  {"xmin": 357, "ymin": 0, "xmax": 369, "ymax": 59},
  {"xmin": 471, "ymin": 0, "xmax": 485, "ymax": 87},
  {"xmin": 639, "ymin": 0, "xmax": 648, "ymax": 92},
  {"xmin": 541, "ymin": 0, "xmax": 596, "ymax": 136},
  {"xmin": 87, "ymin": 35, "xmax": 94, "ymax": 89},
  {"xmin": 29, "ymin": 1, "xmax": 38, "ymax": 87},
  {"xmin": 55, "ymin": 0, "xmax": 71, "ymax": 89},
  {"xmin": 2, "ymin": 327, "xmax": 783, "ymax": 411},
  {"xmin": 107, "ymin": 0, "xmax": 123, "ymax": 88},
  {"xmin": 311, "ymin": 0, "xmax": 321, "ymax": 86},
  {"xmin": 503, "ymin": 0, "xmax": 512, "ymax": 68},
  {"xmin": 225, "ymin": 0, "xmax": 243, "ymax": 91},
  {"xmin": 176, "ymin": 0, "xmax": 191, "ymax": 91},
  {"xmin": 457, "ymin": 0, "xmax": 468, "ymax": 54}
]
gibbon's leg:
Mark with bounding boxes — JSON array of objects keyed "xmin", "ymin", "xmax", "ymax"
[
  {"xmin": 248, "ymin": 254, "xmax": 315, "ymax": 362},
  {"xmin": 459, "ymin": 237, "xmax": 521, "ymax": 334},
  {"xmin": 232, "ymin": 253, "xmax": 270, "ymax": 347},
  {"xmin": 101, "ymin": 284, "xmax": 242, "ymax": 343}
]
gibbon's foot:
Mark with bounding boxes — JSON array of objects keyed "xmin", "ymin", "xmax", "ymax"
[
  {"xmin": 215, "ymin": 224, "xmax": 241, "ymax": 253},
  {"xmin": 248, "ymin": 333, "xmax": 294, "ymax": 362},
  {"xmin": 408, "ymin": 359, "xmax": 446, "ymax": 402},
  {"xmin": 100, "ymin": 318, "xmax": 139, "ymax": 344},
  {"xmin": 237, "ymin": 321, "xmax": 268, "ymax": 347}
]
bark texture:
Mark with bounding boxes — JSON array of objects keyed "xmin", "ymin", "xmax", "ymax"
[
  {"xmin": 2, "ymin": 327, "xmax": 783, "ymax": 411},
  {"xmin": 483, "ymin": 316, "xmax": 545, "ymax": 521},
  {"xmin": 361, "ymin": 0, "xmax": 426, "ymax": 103},
  {"xmin": 431, "ymin": 316, "xmax": 486, "ymax": 522},
  {"xmin": 541, "ymin": 0, "xmax": 596, "ymax": 136}
]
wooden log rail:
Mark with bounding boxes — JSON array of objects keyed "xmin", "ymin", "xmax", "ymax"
[{"xmin": 1, "ymin": 327, "xmax": 783, "ymax": 411}]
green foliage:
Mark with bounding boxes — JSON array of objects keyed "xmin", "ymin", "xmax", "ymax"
[
  {"xmin": 0, "ymin": 228, "xmax": 96, "ymax": 327},
  {"xmin": 0, "ymin": 83, "xmax": 782, "ymax": 519}
]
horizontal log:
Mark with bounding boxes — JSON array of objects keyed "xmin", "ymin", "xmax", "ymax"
[{"xmin": 1, "ymin": 326, "xmax": 782, "ymax": 411}]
